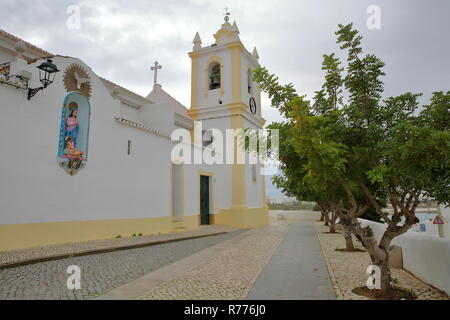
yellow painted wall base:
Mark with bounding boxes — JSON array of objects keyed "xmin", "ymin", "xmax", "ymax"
[
  {"xmin": 182, "ymin": 214, "xmax": 200, "ymax": 229},
  {"xmin": 0, "ymin": 216, "xmax": 173, "ymax": 252},
  {"xmin": 0, "ymin": 208, "xmax": 264, "ymax": 251},
  {"xmin": 171, "ymin": 215, "xmax": 200, "ymax": 233},
  {"xmin": 214, "ymin": 206, "xmax": 269, "ymax": 229}
]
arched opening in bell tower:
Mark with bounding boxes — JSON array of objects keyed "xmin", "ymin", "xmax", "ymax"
[{"xmin": 209, "ymin": 62, "xmax": 221, "ymax": 90}]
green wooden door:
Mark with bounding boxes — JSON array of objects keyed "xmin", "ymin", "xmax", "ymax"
[{"xmin": 200, "ymin": 175, "xmax": 210, "ymax": 225}]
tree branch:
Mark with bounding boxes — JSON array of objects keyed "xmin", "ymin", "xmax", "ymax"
[
  {"xmin": 405, "ymin": 192, "xmax": 415, "ymax": 212},
  {"xmin": 339, "ymin": 178, "xmax": 357, "ymax": 212},
  {"xmin": 360, "ymin": 183, "xmax": 393, "ymax": 225}
]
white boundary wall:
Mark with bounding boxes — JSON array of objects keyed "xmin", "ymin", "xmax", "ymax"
[
  {"xmin": 358, "ymin": 218, "xmax": 450, "ymax": 295},
  {"xmin": 439, "ymin": 205, "xmax": 450, "ymax": 240}
]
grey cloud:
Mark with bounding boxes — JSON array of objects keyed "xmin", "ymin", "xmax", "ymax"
[{"xmin": 1, "ymin": 0, "xmax": 449, "ymax": 123}]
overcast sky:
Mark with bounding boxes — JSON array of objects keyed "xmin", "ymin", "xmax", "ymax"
[{"xmin": 1, "ymin": 0, "xmax": 449, "ymax": 123}]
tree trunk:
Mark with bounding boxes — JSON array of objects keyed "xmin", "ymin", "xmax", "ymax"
[
  {"xmin": 343, "ymin": 224, "xmax": 355, "ymax": 251},
  {"xmin": 378, "ymin": 256, "xmax": 392, "ymax": 294},
  {"xmin": 367, "ymin": 246, "xmax": 392, "ymax": 295},
  {"xmin": 340, "ymin": 184, "xmax": 423, "ymax": 297},
  {"xmin": 351, "ymin": 222, "xmax": 393, "ymax": 296},
  {"xmin": 322, "ymin": 210, "xmax": 329, "ymax": 226},
  {"xmin": 328, "ymin": 214, "xmax": 336, "ymax": 233}
]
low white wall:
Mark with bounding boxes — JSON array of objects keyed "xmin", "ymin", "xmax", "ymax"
[
  {"xmin": 358, "ymin": 218, "xmax": 450, "ymax": 295},
  {"xmin": 269, "ymin": 210, "xmax": 321, "ymax": 221},
  {"xmin": 439, "ymin": 205, "xmax": 450, "ymax": 239}
]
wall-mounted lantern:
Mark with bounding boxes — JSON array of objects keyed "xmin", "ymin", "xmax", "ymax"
[{"xmin": 28, "ymin": 59, "xmax": 59, "ymax": 100}]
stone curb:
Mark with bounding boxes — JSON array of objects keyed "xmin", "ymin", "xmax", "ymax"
[
  {"xmin": 313, "ymin": 222, "xmax": 344, "ymax": 300},
  {"xmin": 0, "ymin": 231, "xmax": 228, "ymax": 270}
]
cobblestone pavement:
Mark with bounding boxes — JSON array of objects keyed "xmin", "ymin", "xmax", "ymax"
[
  {"xmin": 0, "ymin": 225, "xmax": 237, "ymax": 268},
  {"xmin": 138, "ymin": 221, "xmax": 290, "ymax": 300},
  {"xmin": 0, "ymin": 230, "xmax": 245, "ymax": 300},
  {"xmin": 314, "ymin": 222, "xmax": 449, "ymax": 300}
]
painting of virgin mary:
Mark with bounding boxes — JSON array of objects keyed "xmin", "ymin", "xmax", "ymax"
[
  {"xmin": 65, "ymin": 104, "xmax": 80, "ymax": 148},
  {"xmin": 57, "ymin": 92, "xmax": 90, "ymax": 175}
]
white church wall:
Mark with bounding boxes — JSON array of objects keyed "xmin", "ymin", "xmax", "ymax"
[
  {"xmin": 137, "ymin": 102, "xmax": 173, "ymax": 136},
  {"xmin": 191, "ymin": 114, "xmax": 264, "ymax": 211},
  {"xmin": 119, "ymin": 102, "xmax": 139, "ymax": 122},
  {"xmin": 0, "ymin": 56, "xmax": 172, "ymax": 226},
  {"xmin": 183, "ymin": 163, "xmax": 202, "ymax": 216},
  {"xmin": 245, "ymin": 162, "xmax": 263, "ymax": 208},
  {"xmin": 243, "ymin": 117, "xmax": 264, "ymax": 208},
  {"xmin": 180, "ymin": 143, "xmax": 232, "ymax": 217},
  {"xmin": 198, "ymin": 116, "xmax": 233, "ymax": 210},
  {"xmin": 199, "ymin": 116, "xmax": 232, "ymax": 155},
  {"xmin": 171, "ymin": 163, "xmax": 183, "ymax": 221}
]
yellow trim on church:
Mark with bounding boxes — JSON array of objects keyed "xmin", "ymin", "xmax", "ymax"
[
  {"xmin": 230, "ymin": 45, "xmax": 242, "ymax": 104},
  {"xmin": 0, "ymin": 217, "xmax": 174, "ymax": 251},
  {"xmin": 215, "ymin": 206, "xmax": 269, "ymax": 229},
  {"xmin": 190, "ymin": 54, "xmax": 199, "ymax": 109}
]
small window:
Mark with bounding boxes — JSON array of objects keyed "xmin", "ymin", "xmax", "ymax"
[
  {"xmin": 127, "ymin": 140, "xmax": 132, "ymax": 155},
  {"xmin": 247, "ymin": 70, "xmax": 253, "ymax": 94},
  {"xmin": 209, "ymin": 63, "xmax": 221, "ymax": 90},
  {"xmin": 202, "ymin": 130, "xmax": 213, "ymax": 147}
]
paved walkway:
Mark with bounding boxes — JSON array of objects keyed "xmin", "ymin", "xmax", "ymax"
[
  {"xmin": 136, "ymin": 221, "xmax": 290, "ymax": 300},
  {"xmin": 126, "ymin": 221, "xmax": 334, "ymax": 300},
  {"xmin": 246, "ymin": 222, "xmax": 336, "ymax": 300},
  {"xmin": 0, "ymin": 230, "xmax": 245, "ymax": 300},
  {"xmin": 0, "ymin": 225, "xmax": 236, "ymax": 268}
]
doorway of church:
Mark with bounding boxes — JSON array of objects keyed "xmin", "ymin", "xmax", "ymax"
[{"xmin": 200, "ymin": 175, "xmax": 210, "ymax": 225}]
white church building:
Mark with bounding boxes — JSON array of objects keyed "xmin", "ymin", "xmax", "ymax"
[{"xmin": 0, "ymin": 18, "xmax": 269, "ymax": 251}]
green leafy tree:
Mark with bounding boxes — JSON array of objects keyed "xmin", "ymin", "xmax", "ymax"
[{"xmin": 254, "ymin": 23, "xmax": 450, "ymax": 297}]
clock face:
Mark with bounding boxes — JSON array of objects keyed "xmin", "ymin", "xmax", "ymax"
[{"xmin": 249, "ymin": 97, "xmax": 257, "ymax": 115}]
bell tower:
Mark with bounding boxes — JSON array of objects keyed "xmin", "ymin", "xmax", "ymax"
[
  {"xmin": 187, "ymin": 15, "xmax": 263, "ymax": 125},
  {"xmin": 187, "ymin": 12, "xmax": 269, "ymax": 229}
]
